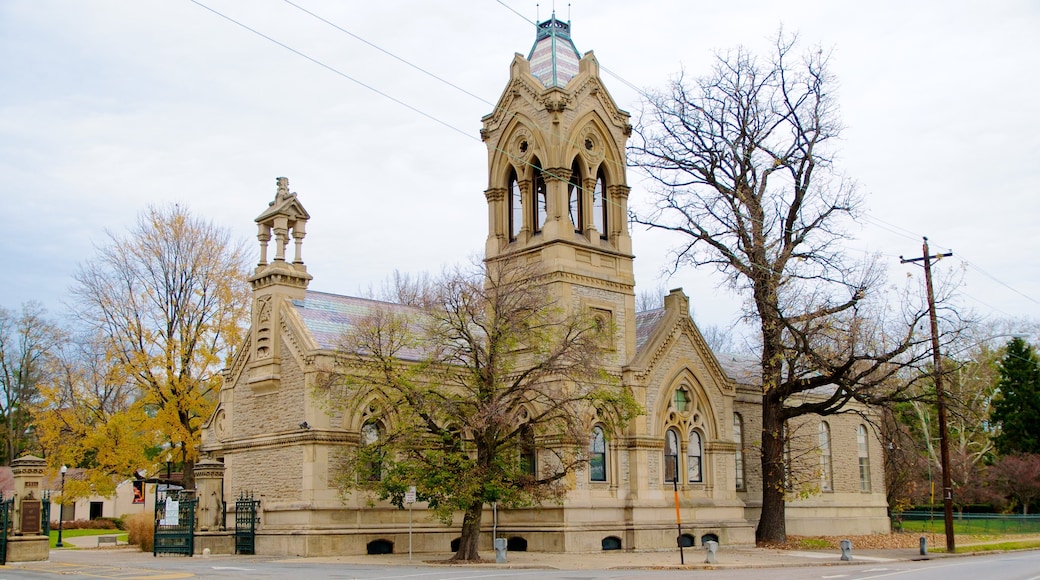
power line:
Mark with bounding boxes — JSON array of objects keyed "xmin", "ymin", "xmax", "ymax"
[
  {"xmin": 187, "ymin": 0, "xmax": 478, "ymax": 143},
  {"xmin": 191, "ymin": 0, "xmax": 1038, "ymax": 318},
  {"xmin": 281, "ymin": 0, "xmax": 495, "ymax": 107}
]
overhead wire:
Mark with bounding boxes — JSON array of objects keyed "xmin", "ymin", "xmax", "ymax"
[
  {"xmin": 190, "ymin": 0, "xmax": 1037, "ymax": 317},
  {"xmin": 186, "ymin": 0, "xmax": 478, "ymax": 143}
]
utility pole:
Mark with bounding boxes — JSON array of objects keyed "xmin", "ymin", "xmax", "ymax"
[{"xmin": 901, "ymin": 236, "xmax": 954, "ymax": 553}]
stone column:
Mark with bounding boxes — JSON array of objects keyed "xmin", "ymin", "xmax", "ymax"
[
  {"xmin": 10, "ymin": 455, "xmax": 46, "ymax": 536},
  {"xmin": 194, "ymin": 459, "xmax": 226, "ymax": 531}
]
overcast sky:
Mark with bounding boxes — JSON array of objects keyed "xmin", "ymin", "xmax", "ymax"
[{"xmin": 2, "ymin": 1, "xmax": 1038, "ymax": 341}]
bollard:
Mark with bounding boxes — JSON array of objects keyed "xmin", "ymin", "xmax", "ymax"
[
  {"xmin": 840, "ymin": 539, "xmax": 853, "ymax": 561},
  {"xmin": 704, "ymin": 540, "xmax": 718, "ymax": 564},
  {"xmin": 494, "ymin": 538, "xmax": 508, "ymax": 563},
  {"xmin": 919, "ymin": 536, "xmax": 927, "ymax": 556}
]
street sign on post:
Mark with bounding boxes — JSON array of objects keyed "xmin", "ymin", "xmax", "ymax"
[{"xmin": 406, "ymin": 486, "xmax": 416, "ymax": 561}]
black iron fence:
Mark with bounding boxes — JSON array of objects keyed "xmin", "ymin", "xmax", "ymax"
[{"xmin": 893, "ymin": 511, "xmax": 1040, "ymax": 535}]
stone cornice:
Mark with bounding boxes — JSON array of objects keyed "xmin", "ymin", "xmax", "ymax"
[
  {"xmin": 624, "ymin": 435, "xmax": 664, "ymax": 451},
  {"xmin": 213, "ymin": 429, "xmax": 356, "ymax": 453}
]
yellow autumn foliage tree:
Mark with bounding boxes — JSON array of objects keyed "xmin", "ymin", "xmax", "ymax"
[
  {"xmin": 68, "ymin": 204, "xmax": 250, "ymax": 489},
  {"xmin": 33, "ymin": 336, "xmax": 155, "ymax": 499}
]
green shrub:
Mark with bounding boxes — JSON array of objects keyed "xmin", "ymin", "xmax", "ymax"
[{"xmin": 52, "ymin": 519, "xmax": 119, "ymax": 530}]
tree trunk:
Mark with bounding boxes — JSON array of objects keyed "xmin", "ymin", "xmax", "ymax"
[
  {"xmin": 182, "ymin": 459, "xmax": 196, "ymax": 491},
  {"xmin": 451, "ymin": 500, "xmax": 484, "ymax": 561},
  {"xmin": 756, "ymin": 392, "xmax": 787, "ymax": 544}
]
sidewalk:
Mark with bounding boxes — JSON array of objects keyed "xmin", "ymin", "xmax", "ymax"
[
  {"xmin": 282, "ymin": 545, "xmax": 936, "ymax": 570},
  {"xmin": 48, "ymin": 537, "xmax": 954, "ymax": 571}
]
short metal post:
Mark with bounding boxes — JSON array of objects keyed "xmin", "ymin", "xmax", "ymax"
[
  {"xmin": 840, "ymin": 539, "xmax": 853, "ymax": 561},
  {"xmin": 919, "ymin": 536, "xmax": 927, "ymax": 556},
  {"xmin": 704, "ymin": 540, "xmax": 718, "ymax": 564},
  {"xmin": 494, "ymin": 537, "xmax": 507, "ymax": 563}
]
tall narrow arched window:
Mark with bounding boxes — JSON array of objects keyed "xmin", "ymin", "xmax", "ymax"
[
  {"xmin": 733, "ymin": 413, "xmax": 745, "ymax": 490},
  {"xmin": 361, "ymin": 421, "xmax": 383, "ymax": 481},
  {"xmin": 857, "ymin": 425, "xmax": 871, "ymax": 491},
  {"xmin": 589, "ymin": 426, "xmax": 607, "ymax": 482},
  {"xmin": 688, "ymin": 431, "xmax": 703, "ymax": 483},
  {"xmin": 664, "ymin": 428, "xmax": 680, "ymax": 483},
  {"xmin": 508, "ymin": 168, "xmax": 522, "ymax": 241},
  {"xmin": 568, "ymin": 159, "xmax": 584, "ymax": 233},
  {"xmin": 819, "ymin": 422, "xmax": 833, "ymax": 492},
  {"xmin": 592, "ymin": 168, "xmax": 607, "ymax": 238},
  {"xmin": 532, "ymin": 162, "xmax": 547, "ymax": 233},
  {"xmin": 520, "ymin": 424, "xmax": 536, "ymax": 476}
]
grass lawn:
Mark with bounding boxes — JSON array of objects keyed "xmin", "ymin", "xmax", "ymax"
[
  {"xmin": 897, "ymin": 518, "xmax": 1040, "ymax": 536},
  {"xmin": 49, "ymin": 529, "xmax": 129, "ymax": 549}
]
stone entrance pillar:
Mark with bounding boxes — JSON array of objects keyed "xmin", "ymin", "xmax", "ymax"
[
  {"xmin": 8, "ymin": 455, "xmax": 48, "ymax": 562},
  {"xmin": 194, "ymin": 459, "xmax": 226, "ymax": 531}
]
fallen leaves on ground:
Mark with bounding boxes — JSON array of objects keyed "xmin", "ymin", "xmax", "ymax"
[{"xmin": 771, "ymin": 533, "xmax": 1002, "ymax": 551}]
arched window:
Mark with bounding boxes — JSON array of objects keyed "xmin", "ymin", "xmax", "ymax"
[
  {"xmin": 733, "ymin": 413, "xmax": 745, "ymax": 490},
  {"xmin": 673, "ymin": 387, "xmax": 690, "ymax": 412},
  {"xmin": 508, "ymin": 168, "xmax": 522, "ymax": 241},
  {"xmin": 520, "ymin": 424, "xmax": 536, "ymax": 475},
  {"xmin": 819, "ymin": 422, "xmax": 833, "ymax": 492},
  {"xmin": 858, "ymin": 424, "xmax": 871, "ymax": 491},
  {"xmin": 688, "ymin": 430, "xmax": 703, "ymax": 483},
  {"xmin": 361, "ymin": 421, "xmax": 383, "ymax": 481},
  {"xmin": 532, "ymin": 162, "xmax": 547, "ymax": 233},
  {"xmin": 592, "ymin": 168, "xmax": 607, "ymax": 239},
  {"xmin": 568, "ymin": 159, "xmax": 583, "ymax": 233},
  {"xmin": 589, "ymin": 425, "xmax": 607, "ymax": 482},
  {"xmin": 664, "ymin": 428, "xmax": 680, "ymax": 483}
]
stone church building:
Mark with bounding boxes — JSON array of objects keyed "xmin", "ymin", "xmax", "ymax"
[{"xmin": 200, "ymin": 16, "xmax": 889, "ymax": 556}]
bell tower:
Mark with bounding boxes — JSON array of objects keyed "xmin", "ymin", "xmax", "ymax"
[
  {"xmin": 246, "ymin": 176, "xmax": 312, "ymax": 392},
  {"xmin": 481, "ymin": 15, "xmax": 636, "ymax": 361}
]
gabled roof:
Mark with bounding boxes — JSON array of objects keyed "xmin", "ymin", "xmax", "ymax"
[
  {"xmin": 635, "ymin": 304, "xmax": 761, "ymax": 387},
  {"xmin": 291, "ymin": 290, "xmax": 425, "ymax": 361},
  {"xmin": 527, "ymin": 14, "xmax": 581, "ymax": 88},
  {"xmin": 635, "ymin": 308, "xmax": 666, "ymax": 351}
]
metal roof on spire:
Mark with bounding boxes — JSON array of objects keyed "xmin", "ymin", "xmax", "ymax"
[{"xmin": 527, "ymin": 13, "xmax": 581, "ymax": 88}]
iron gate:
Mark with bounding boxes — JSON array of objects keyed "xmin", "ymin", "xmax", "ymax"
[
  {"xmin": 0, "ymin": 494, "xmax": 13, "ymax": 565},
  {"xmin": 40, "ymin": 490, "xmax": 51, "ymax": 536},
  {"xmin": 153, "ymin": 487, "xmax": 196, "ymax": 557},
  {"xmin": 234, "ymin": 492, "xmax": 260, "ymax": 555}
]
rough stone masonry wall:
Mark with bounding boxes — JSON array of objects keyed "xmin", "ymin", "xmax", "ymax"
[{"xmin": 228, "ymin": 352, "xmax": 307, "ymax": 501}]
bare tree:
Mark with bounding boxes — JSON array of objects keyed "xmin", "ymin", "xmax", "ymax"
[
  {"xmin": 0, "ymin": 302, "xmax": 62, "ymax": 463},
  {"xmin": 71, "ymin": 204, "xmax": 250, "ymax": 488},
  {"xmin": 319, "ymin": 257, "xmax": 640, "ymax": 561},
  {"xmin": 629, "ymin": 34, "xmax": 948, "ymax": 543}
]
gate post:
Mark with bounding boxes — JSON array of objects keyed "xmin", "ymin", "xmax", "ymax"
[
  {"xmin": 6, "ymin": 456, "xmax": 48, "ymax": 562},
  {"xmin": 11, "ymin": 455, "xmax": 46, "ymax": 535},
  {"xmin": 194, "ymin": 459, "xmax": 226, "ymax": 531}
]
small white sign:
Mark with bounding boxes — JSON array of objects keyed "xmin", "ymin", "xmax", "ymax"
[
  {"xmin": 404, "ymin": 486, "xmax": 417, "ymax": 504},
  {"xmin": 162, "ymin": 499, "xmax": 179, "ymax": 526}
]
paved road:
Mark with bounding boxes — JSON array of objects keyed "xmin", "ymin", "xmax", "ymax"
[{"xmin": 3, "ymin": 548, "xmax": 1040, "ymax": 580}]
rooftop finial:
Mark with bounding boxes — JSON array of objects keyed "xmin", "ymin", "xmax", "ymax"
[{"xmin": 273, "ymin": 176, "xmax": 293, "ymax": 205}]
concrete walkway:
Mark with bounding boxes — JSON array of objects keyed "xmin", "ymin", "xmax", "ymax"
[
  {"xmin": 48, "ymin": 536, "xmax": 1006, "ymax": 571},
  {"xmin": 268, "ymin": 545, "xmax": 935, "ymax": 571}
]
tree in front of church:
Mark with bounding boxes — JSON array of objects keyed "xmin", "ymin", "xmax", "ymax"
[
  {"xmin": 32, "ymin": 331, "xmax": 157, "ymax": 499},
  {"xmin": 70, "ymin": 204, "xmax": 251, "ymax": 489},
  {"xmin": 991, "ymin": 337, "xmax": 1040, "ymax": 455},
  {"xmin": 629, "ymin": 34, "xmax": 947, "ymax": 544},
  {"xmin": 321, "ymin": 257, "xmax": 640, "ymax": 562},
  {"xmin": 0, "ymin": 301, "xmax": 62, "ymax": 463}
]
